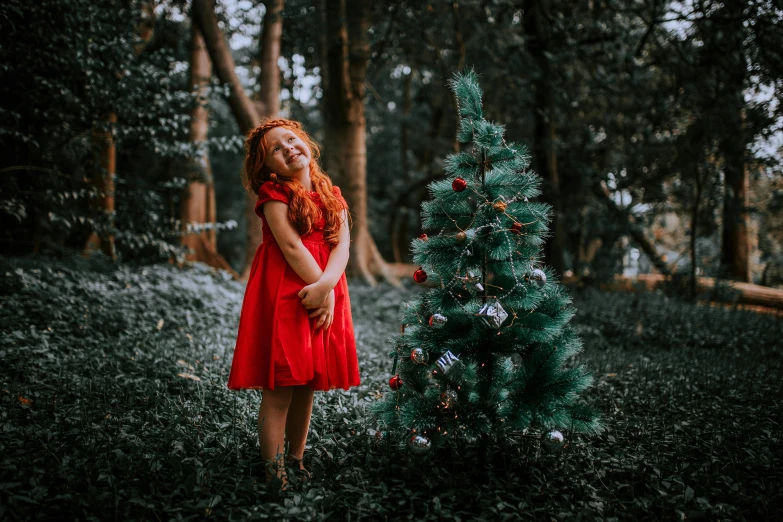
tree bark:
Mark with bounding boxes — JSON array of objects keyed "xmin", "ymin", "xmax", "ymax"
[
  {"xmin": 192, "ymin": 0, "xmax": 261, "ymax": 134},
  {"xmin": 320, "ymin": 0, "xmax": 397, "ymax": 285},
  {"xmin": 690, "ymin": 164, "xmax": 703, "ymax": 299},
  {"xmin": 391, "ymin": 70, "xmax": 412, "ymax": 263},
  {"xmin": 83, "ymin": 3, "xmax": 155, "ymax": 259},
  {"xmin": 718, "ymin": 2, "xmax": 751, "ymax": 282},
  {"xmin": 83, "ymin": 112, "xmax": 118, "ymax": 259},
  {"xmin": 181, "ymin": 24, "xmax": 225, "ymax": 265},
  {"xmin": 523, "ymin": 0, "xmax": 565, "ymax": 276},
  {"xmin": 242, "ymin": 0, "xmax": 284, "ymax": 279}
]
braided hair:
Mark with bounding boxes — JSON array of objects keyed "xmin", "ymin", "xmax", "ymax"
[{"xmin": 243, "ymin": 119, "xmax": 349, "ymax": 246}]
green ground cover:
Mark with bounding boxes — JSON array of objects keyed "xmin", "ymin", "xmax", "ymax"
[{"xmin": 1, "ymin": 256, "xmax": 781, "ymax": 521}]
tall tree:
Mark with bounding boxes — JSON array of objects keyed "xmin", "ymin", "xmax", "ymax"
[
  {"xmin": 242, "ymin": 0, "xmax": 284, "ymax": 279},
  {"xmin": 181, "ymin": 23, "xmax": 234, "ymax": 271},
  {"xmin": 716, "ymin": 0, "xmax": 751, "ymax": 282},
  {"xmin": 83, "ymin": 3, "xmax": 155, "ymax": 259},
  {"xmin": 193, "ymin": 0, "xmax": 287, "ymax": 278},
  {"xmin": 192, "ymin": 0, "xmax": 260, "ymax": 133},
  {"xmin": 320, "ymin": 0, "xmax": 396, "ymax": 284},
  {"xmin": 523, "ymin": 0, "xmax": 565, "ymax": 277}
]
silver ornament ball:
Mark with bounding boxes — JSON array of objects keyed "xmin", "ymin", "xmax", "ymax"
[
  {"xmin": 530, "ymin": 268, "xmax": 547, "ymax": 288},
  {"xmin": 408, "ymin": 434, "xmax": 432, "ymax": 455},
  {"xmin": 410, "ymin": 348, "xmax": 427, "ymax": 364},
  {"xmin": 429, "ymin": 313, "xmax": 448, "ymax": 329},
  {"xmin": 440, "ymin": 389, "xmax": 458, "ymax": 408},
  {"xmin": 541, "ymin": 430, "xmax": 565, "ymax": 454}
]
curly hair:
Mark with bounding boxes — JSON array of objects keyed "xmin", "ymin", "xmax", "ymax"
[{"xmin": 243, "ymin": 119, "xmax": 349, "ymax": 246}]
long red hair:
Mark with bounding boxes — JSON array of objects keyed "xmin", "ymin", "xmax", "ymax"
[{"xmin": 243, "ymin": 119, "xmax": 349, "ymax": 246}]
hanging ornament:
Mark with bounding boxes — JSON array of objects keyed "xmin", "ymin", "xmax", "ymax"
[
  {"xmin": 440, "ymin": 389, "xmax": 458, "ymax": 408},
  {"xmin": 418, "ymin": 233, "xmax": 428, "ymax": 240},
  {"xmin": 452, "ymin": 177, "xmax": 467, "ymax": 192},
  {"xmin": 410, "ymin": 348, "xmax": 427, "ymax": 364},
  {"xmin": 477, "ymin": 299, "xmax": 509, "ymax": 329},
  {"xmin": 389, "ymin": 375, "xmax": 403, "ymax": 390},
  {"xmin": 435, "ymin": 350, "xmax": 460, "ymax": 374},
  {"xmin": 529, "ymin": 268, "xmax": 546, "ymax": 288},
  {"xmin": 510, "ymin": 222, "xmax": 523, "ymax": 235},
  {"xmin": 465, "ymin": 270, "xmax": 484, "ymax": 292},
  {"xmin": 455, "ymin": 231, "xmax": 467, "ymax": 243},
  {"xmin": 407, "ymin": 434, "xmax": 432, "ymax": 455},
  {"xmin": 413, "ymin": 267, "xmax": 428, "ymax": 283},
  {"xmin": 428, "ymin": 313, "xmax": 448, "ymax": 329},
  {"xmin": 493, "ymin": 200, "xmax": 508, "ymax": 212},
  {"xmin": 541, "ymin": 430, "xmax": 565, "ymax": 454}
]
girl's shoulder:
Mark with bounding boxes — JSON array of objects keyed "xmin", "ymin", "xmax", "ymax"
[
  {"xmin": 257, "ymin": 181, "xmax": 292, "ymax": 205},
  {"xmin": 330, "ymin": 185, "xmax": 348, "ymax": 210},
  {"xmin": 254, "ymin": 182, "xmax": 292, "ymax": 218}
]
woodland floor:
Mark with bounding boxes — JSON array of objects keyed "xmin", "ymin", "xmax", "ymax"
[{"xmin": 1, "ymin": 256, "xmax": 781, "ymax": 521}]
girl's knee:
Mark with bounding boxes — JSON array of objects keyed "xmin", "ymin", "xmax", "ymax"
[{"xmin": 262, "ymin": 387, "xmax": 294, "ymax": 410}]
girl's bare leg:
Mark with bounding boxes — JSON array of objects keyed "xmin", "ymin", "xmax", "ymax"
[
  {"xmin": 285, "ymin": 385, "xmax": 314, "ymax": 474},
  {"xmin": 258, "ymin": 387, "xmax": 293, "ymax": 483}
]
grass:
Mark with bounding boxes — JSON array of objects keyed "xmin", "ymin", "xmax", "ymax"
[{"xmin": 1, "ymin": 255, "xmax": 781, "ymax": 521}]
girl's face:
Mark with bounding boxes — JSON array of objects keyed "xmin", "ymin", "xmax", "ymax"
[{"xmin": 263, "ymin": 126, "xmax": 312, "ymax": 177}]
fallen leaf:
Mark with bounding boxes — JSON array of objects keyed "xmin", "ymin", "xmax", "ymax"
[
  {"xmin": 157, "ymin": 319, "xmax": 164, "ymax": 330},
  {"xmin": 177, "ymin": 373, "xmax": 201, "ymax": 381},
  {"xmin": 18, "ymin": 395, "xmax": 32, "ymax": 406}
]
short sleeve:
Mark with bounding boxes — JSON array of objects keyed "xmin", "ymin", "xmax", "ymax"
[
  {"xmin": 255, "ymin": 182, "xmax": 291, "ymax": 218},
  {"xmin": 332, "ymin": 186, "xmax": 349, "ymax": 210}
]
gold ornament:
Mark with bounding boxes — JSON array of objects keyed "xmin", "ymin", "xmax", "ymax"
[
  {"xmin": 493, "ymin": 200, "xmax": 507, "ymax": 212},
  {"xmin": 456, "ymin": 231, "xmax": 467, "ymax": 243}
]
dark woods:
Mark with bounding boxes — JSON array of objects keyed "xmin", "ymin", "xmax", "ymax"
[{"xmin": 1, "ymin": 0, "xmax": 781, "ymax": 287}]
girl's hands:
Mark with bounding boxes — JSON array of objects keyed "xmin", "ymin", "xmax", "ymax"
[
  {"xmin": 298, "ymin": 280, "xmax": 330, "ymax": 310},
  {"xmin": 308, "ymin": 289, "xmax": 335, "ymax": 330}
]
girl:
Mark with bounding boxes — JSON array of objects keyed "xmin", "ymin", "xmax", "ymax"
[{"xmin": 228, "ymin": 119, "xmax": 361, "ymax": 488}]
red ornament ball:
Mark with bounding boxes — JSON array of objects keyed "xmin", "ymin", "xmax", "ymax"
[
  {"xmin": 452, "ymin": 177, "xmax": 468, "ymax": 192},
  {"xmin": 413, "ymin": 267, "xmax": 428, "ymax": 283},
  {"xmin": 389, "ymin": 375, "xmax": 403, "ymax": 390},
  {"xmin": 510, "ymin": 222, "xmax": 523, "ymax": 235},
  {"xmin": 418, "ymin": 233, "xmax": 428, "ymax": 241}
]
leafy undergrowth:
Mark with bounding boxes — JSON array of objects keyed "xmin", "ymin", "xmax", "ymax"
[{"xmin": 1, "ymin": 256, "xmax": 781, "ymax": 521}]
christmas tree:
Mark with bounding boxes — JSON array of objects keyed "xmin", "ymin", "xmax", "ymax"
[{"xmin": 372, "ymin": 70, "xmax": 602, "ymax": 456}]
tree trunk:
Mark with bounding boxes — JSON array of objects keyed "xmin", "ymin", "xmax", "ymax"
[
  {"xmin": 83, "ymin": 112, "xmax": 118, "ymax": 259},
  {"xmin": 181, "ymin": 24, "xmax": 230, "ymax": 269},
  {"xmin": 242, "ymin": 0, "xmax": 284, "ymax": 279},
  {"xmin": 320, "ymin": 0, "xmax": 397, "ymax": 285},
  {"xmin": 718, "ymin": 2, "xmax": 750, "ymax": 282},
  {"xmin": 83, "ymin": 4, "xmax": 155, "ymax": 259},
  {"xmin": 524, "ymin": 0, "xmax": 565, "ymax": 276},
  {"xmin": 391, "ymin": 70, "xmax": 412, "ymax": 263},
  {"xmin": 690, "ymin": 165, "xmax": 703, "ymax": 299},
  {"xmin": 192, "ymin": 0, "xmax": 261, "ymax": 134}
]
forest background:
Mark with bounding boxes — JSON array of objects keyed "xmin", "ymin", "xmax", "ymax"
[
  {"xmin": 2, "ymin": 1, "xmax": 783, "ymax": 519},
  {"xmin": 2, "ymin": 0, "xmax": 782, "ymax": 290}
]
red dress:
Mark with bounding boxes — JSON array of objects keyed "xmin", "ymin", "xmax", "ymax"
[{"xmin": 228, "ymin": 182, "xmax": 361, "ymax": 391}]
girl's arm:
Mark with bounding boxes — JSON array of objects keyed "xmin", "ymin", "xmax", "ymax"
[
  {"xmin": 319, "ymin": 209, "xmax": 351, "ymax": 289},
  {"xmin": 263, "ymin": 200, "xmax": 323, "ymax": 284},
  {"xmin": 297, "ymin": 209, "xmax": 349, "ymax": 309}
]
